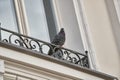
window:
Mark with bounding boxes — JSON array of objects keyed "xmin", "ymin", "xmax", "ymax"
[
  {"xmin": 0, "ymin": 0, "xmax": 91, "ymax": 68},
  {"xmin": 113, "ymin": 0, "xmax": 120, "ymax": 23},
  {"xmin": 24, "ymin": 0, "xmax": 50, "ymax": 42},
  {"xmin": 0, "ymin": 0, "xmax": 19, "ymax": 41},
  {"xmin": 0, "ymin": 0, "xmax": 56, "ymax": 42},
  {"xmin": 0, "ymin": 0, "xmax": 19, "ymax": 32}
]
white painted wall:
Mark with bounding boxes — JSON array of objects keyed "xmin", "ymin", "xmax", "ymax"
[
  {"xmin": 51, "ymin": 0, "xmax": 120, "ymax": 79},
  {"xmin": 0, "ymin": 60, "xmax": 4, "ymax": 80},
  {"xmin": 82, "ymin": 0, "xmax": 120, "ymax": 79},
  {"xmin": 0, "ymin": 74, "xmax": 3, "ymax": 80}
]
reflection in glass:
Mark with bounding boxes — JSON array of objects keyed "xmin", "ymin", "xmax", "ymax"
[{"xmin": 24, "ymin": 0, "xmax": 50, "ymax": 42}]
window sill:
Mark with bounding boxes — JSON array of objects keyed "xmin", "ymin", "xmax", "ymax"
[{"xmin": 0, "ymin": 41, "xmax": 118, "ymax": 80}]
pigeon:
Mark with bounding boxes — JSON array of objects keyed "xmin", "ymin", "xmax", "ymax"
[{"xmin": 48, "ymin": 28, "xmax": 65, "ymax": 55}]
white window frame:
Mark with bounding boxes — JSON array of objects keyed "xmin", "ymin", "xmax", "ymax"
[
  {"xmin": 113, "ymin": 0, "xmax": 120, "ymax": 23},
  {"xmin": 14, "ymin": 0, "xmax": 30, "ymax": 35},
  {"xmin": 72, "ymin": 0, "xmax": 97, "ymax": 70},
  {"xmin": 51, "ymin": 0, "xmax": 97, "ymax": 70}
]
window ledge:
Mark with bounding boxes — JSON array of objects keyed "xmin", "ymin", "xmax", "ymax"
[{"xmin": 0, "ymin": 41, "xmax": 118, "ymax": 80}]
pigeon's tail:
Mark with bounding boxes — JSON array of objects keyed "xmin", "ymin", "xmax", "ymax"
[
  {"xmin": 48, "ymin": 28, "xmax": 65, "ymax": 55},
  {"xmin": 48, "ymin": 45, "xmax": 55, "ymax": 55},
  {"xmin": 48, "ymin": 46, "xmax": 59, "ymax": 56},
  {"xmin": 48, "ymin": 48, "xmax": 53, "ymax": 55}
]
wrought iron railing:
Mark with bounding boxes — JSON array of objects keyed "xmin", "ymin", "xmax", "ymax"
[{"xmin": 0, "ymin": 27, "xmax": 89, "ymax": 68}]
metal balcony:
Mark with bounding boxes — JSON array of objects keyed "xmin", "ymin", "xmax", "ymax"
[{"xmin": 0, "ymin": 27, "xmax": 89, "ymax": 68}]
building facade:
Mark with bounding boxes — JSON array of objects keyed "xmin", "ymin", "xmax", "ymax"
[{"xmin": 0, "ymin": 0, "xmax": 120, "ymax": 80}]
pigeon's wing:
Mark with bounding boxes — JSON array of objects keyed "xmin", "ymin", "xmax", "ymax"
[
  {"xmin": 52, "ymin": 33, "xmax": 65, "ymax": 46},
  {"xmin": 48, "ymin": 28, "xmax": 65, "ymax": 55},
  {"xmin": 48, "ymin": 35, "xmax": 60, "ymax": 55},
  {"xmin": 52, "ymin": 34, "xmax": 61, "ymax": 45}
]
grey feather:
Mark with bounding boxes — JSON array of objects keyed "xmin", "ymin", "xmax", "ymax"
[{"xmin": 48, "ymin": 28, "xmax": 65, "ymax": 55}]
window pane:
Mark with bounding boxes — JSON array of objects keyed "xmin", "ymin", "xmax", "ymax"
[
  {"xmin": 0, "ymin": 0, "xmax": 18, "ymax": 32},
  {"xmin": 24, "ymin": 0, "xmax": 50, "ymax": 42},
  {"xmin": 0, "ymin": 0, "xmax": 19, "ymax": 41}
]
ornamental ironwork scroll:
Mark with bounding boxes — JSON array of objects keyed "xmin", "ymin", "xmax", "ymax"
[{"xmin": 0, "ymin": 27, "xmax": 89, "ymax": 68}]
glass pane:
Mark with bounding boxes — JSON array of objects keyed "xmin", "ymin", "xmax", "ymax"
[
  {"xmin": 24, "ymin": 0, "xmax": 50, "ymax": 42},
  {"xmin": 0, "ymin": 0, "xmax": 18, "ymax": 32},
  {"xmin": 0, "ymin": 0, "xmax": 19, "ymax": 41}
]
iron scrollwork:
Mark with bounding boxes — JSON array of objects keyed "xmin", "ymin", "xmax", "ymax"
[{"xmin": 0, "ymin": 27, "xmax": 90, "ymax": 68}]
